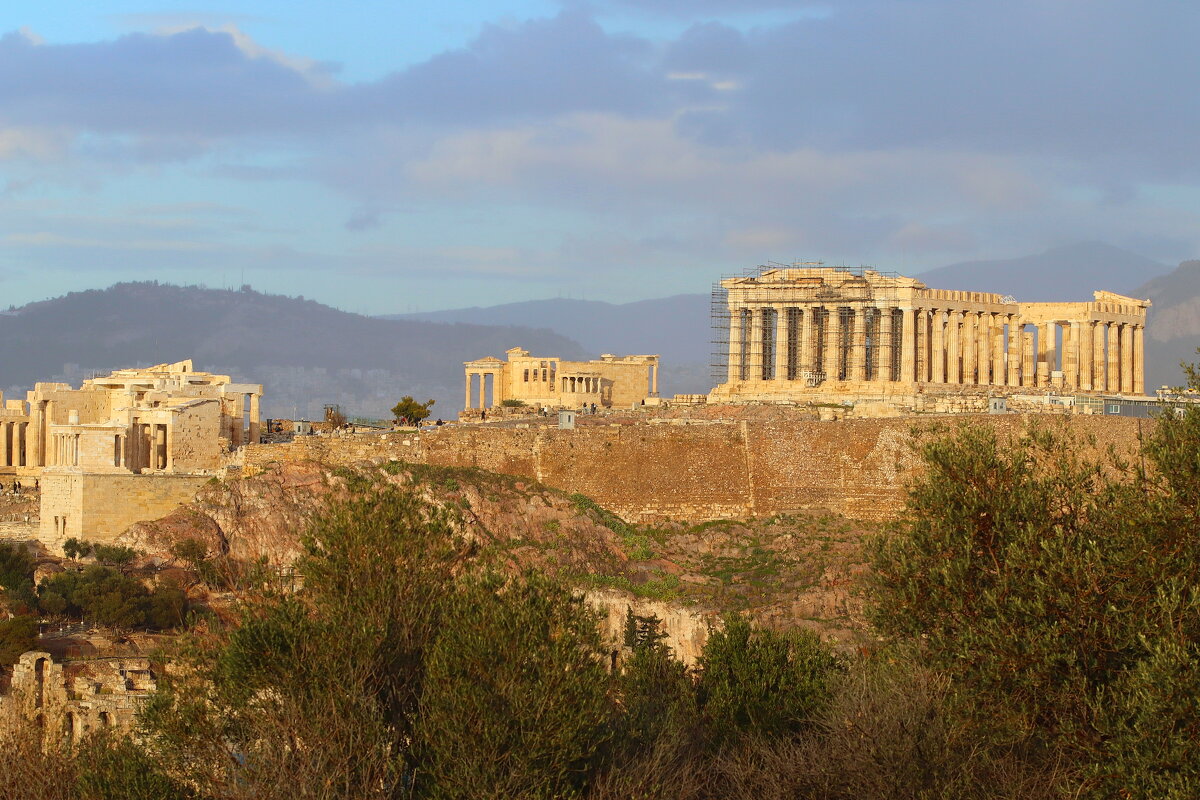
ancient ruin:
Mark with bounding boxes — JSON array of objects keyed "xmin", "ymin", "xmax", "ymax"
[
  {"xmin": 709, "ymin": 265, "xmax": 1150, "ymax": 403},
  {"xmin": 464, "ymin": 347, "xmax": 659, "ymax": 412},
  {"xmin": 0, "ymin": 360, "xmax": 263, "ymax": 552},
  {"xmin": 2, "ymin": 651, "xmax": 157, "ymax": 745}
]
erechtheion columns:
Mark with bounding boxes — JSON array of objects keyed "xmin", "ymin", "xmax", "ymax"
[
  {"xmin": 710, "ymin": 266, "xmax": 1150, "ymax": 401},
  {"xmin": 464, "ymin": 348, "xmax": 659, "ymax": 412}
]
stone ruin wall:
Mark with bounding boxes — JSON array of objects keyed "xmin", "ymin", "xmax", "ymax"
[{"xmin": 240, "ymin": 413, "xmax": 1146, "ymax": 523}]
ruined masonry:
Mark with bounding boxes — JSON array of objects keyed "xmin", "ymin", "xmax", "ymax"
[
  {"xmin": 0, "ymin": 360, "xmax": 263, "ymax": 552},
  {"xmin": 464, "ymin": 347, "xmax": 659, "ymax": 411},
  {"xmin": 709, "ymin": 266, "xmax": 1150, "ymax": 402}
]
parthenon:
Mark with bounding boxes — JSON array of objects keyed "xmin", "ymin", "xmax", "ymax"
[{"xmin": 709, "ymin": 266, "xmax": 1150, "ymax": 402}]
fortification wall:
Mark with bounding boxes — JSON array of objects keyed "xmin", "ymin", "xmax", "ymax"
[{"xmin": 241, "ymin": 413, "xmax": 1146, "ymax": 523}]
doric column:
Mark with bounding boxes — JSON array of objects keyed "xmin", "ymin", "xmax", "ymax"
[
  {"xmin": 962, "ymin": 313, "xmax": 977, "ymax": 384},
  {"xmin": 775, "ymin": 305, "xmax": 789, "ymax": 382},
  {"xmin": 1037, "ymin": 322, "xmax": 1054, "ymax": 387},
  {"xmin": 850, "ymin": 307, "xmax": 868, "ymax": 381},
  {"xmin": 914, "ymin": 309, "xmax": 928, "ymax": 383},
  {"xmin": 1080, "ymin": 321, "xmax": 1095, "ymax": 391},
  {"xmin": 992, "ymin": 317, "xmax": 1006, "ymax": 386},
  {"xmin": 1022, "ymin": 331, "xmax": 1035, "ymax": 386},
  {"xmin": 1094, "ymin": 323, "xmax": 1108, "ymax": 393},
  {"xmin": 801, "ymin": 308, "xmax": 815, "ymax": 375},
  {"xmin": 1007, "ymin": 316, "xmax": 1022, "ymax": 387},
  {"xmin": 878, "ymin": 307, "xmax": 894, "ymax": 381},
  {"xmin": 946, "ymin": 310, "xmax": 962, "ymax": 384},
  {"xmin": 826, "ymin": 308, "xmax": 843, "ymax": 381},
  {"xmin": 977, "ymin": 313, "xmax": 993, "ymax": 385},
  {"xmin": 1064, "ymin": 322, "xmax": 1080, "ymax": 390},
  {"xmin": 479, "ymin": 372, "xmax": 487, "ymax": 409},
  {"xmin": 1120, "ymin": 324, "xmax": 1134, "ymax": 394},
  {"xmin": 749, "ymin": 307, "xmax": 764, "ymax": 381},
  {"xmin": 651, "ymin": 363, "xmax": 658, "ymax": 395},
  {"xmin": 931, "ymin": 310, "xmax": 946, "ymax": 383},
  {"xmin": 727, "ymin": 306, "xmax": 742, "ymax": 383},
  {"xmin": 900, "ymin": 308, "xmax": 916, "ymax": 383},
  {"xmin": 465, "ymin": 373, "xmax": 473, "ymax": 410},
  {"xmin": 1107, "ymin": 323, "xmax": 1120, "ymax": 393},
  {"xmin": 248, "ymin": 394, "xmax": 261, "ymax": 445},
  {"xmin": 1134, "ymin": 325, "xmax": 1145, "ymax": 395},
  {"xmin": 10, "ymin": 421, "xmax": 19, "ymax": 468}
]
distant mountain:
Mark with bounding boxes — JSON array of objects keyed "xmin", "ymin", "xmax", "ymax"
[
  {"xmin": 0, "ymin": 282, "xmax": 588, "ymax": 418},
  {"xmin": 915, "ymin": 242, "xmax": 1169, "ymax": 301},
  {"xmin": 384, "ymin": 294, "xmax": 717, "ymax": 396},
  {"xmin": 1126, "ymin": 261, "xmax": 1200, "ymax": 390}
]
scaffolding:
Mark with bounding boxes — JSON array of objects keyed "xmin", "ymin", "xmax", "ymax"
[{"xmin": 710, "ymin": 262, "xmax": 904, "ymax": 388}]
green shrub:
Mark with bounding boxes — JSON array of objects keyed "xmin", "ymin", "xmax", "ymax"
[{"xmin": 698, "ymin": 615, "xmax": 840, "ymax": 743}]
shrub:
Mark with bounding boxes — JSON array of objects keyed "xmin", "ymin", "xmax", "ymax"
[{"xmin": 697, "ymin": 615, "xmax": 840, "ymax": 743}]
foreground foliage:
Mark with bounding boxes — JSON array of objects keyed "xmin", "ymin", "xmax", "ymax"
[{"xmin": 870, "ymin": 403, "xmax": 1200, "ymax": 798}]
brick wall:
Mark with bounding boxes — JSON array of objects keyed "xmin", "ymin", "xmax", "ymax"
[{"xmin": 240, "ymin": 413, "xmax": 1146, "ymax": 523}]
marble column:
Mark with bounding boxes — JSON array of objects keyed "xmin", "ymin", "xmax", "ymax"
[
  {"xmin": 774, "ymin": 305, "xmax": 789, "ymax": 382},
  {"xmin": 850, "ymin": 307, "xmax": 868, "ymax": 381},
  {"xmin": 992, "ymin": 317, "xmax": 1006, "ymax": 386},
  {"xmin": 727, "ymin": 308, "xmax": 742, "ymax": 383},
  {"xmin": 826, "ymin": 308, "xmax": 843, "ymax": 381},
  {"xmin": 801, "ymin": 308, "xmax": 816, "ymax": 374},
  {"xmin": 915, "ymin": 310, "xmax": 928, "ymax": 383},
  {"xmin": 1007, "ymin": 316, "xmax": 1022, "ymax": 387},
  {"xmin": 479, "ymin": 372, "xmax": 487, "ymax": 409},
  {"xmin": 465, "ymin": 373, "xmax": 473, "ymax": 411},
  {"xmin": 1134, "ymin": 325, "xmax": 1146, "ymax": 395},
  {"xmin": 1120, "ymin": 323, "xmax": 1134, "ymax": 394},
  {"xmin": 931, "ymin": 310, "xmax": 946, "ymax": 384},
  {"xmin": 1037, "ymin": 322, "xmax": 1055, "ymax": 387},
  {"xmin": 947, "ymin": 310, "xmax": 962, "ymax": 384},
  {"xmin": 750, "ymin": 308, "xmax": 764, "ymax": 381},
  {"xmin": 1064, "ymin": 322, "xmax": 1080, "ymax": 390},
  {"xmin": 900, "ymin": 308, "xmax": 916, "ymax": 383},
  {"xmin": 977, "ymin": 313, "xmax": 993, "ymax": 386},
  {"xmin": 962, "ymin": 313, "xmax": 977, "ymax": 385},
  {"xmin": 9, "ymin": 422, "xmax": 19, "ymax": 468},
  {"xmin": 248, "ymin": 394, "xmax": 261, "ymax": 445},
  {"xmin": 1022, "ymin": 331, "xmax": 1035, "ymax": 387},
  {"xmin": 1107, "ymin": 323, "xmax": 1121, "ymax": 393},
  {"xmin": 878, "ymin": 307, "xmax": 894, "ymax": 382},
  {"xmin": 1094, "ymin": 323, "xmax": 1108, "ymax": 393},
  {"xmin": 1080, "ymin": 321, "xmax": 1095, "ymax": 392}
]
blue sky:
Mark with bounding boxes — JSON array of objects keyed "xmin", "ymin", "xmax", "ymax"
[{"xmin": 1, "ymin": 1, "xmax": 1196, "ymax": 314}]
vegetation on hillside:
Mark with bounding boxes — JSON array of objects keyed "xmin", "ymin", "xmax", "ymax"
[{"xmin": 6, "ymin": 371, "xmax": 1200, "ymax": 797}]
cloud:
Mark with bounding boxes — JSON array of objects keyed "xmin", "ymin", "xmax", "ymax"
[{"xmin": 2, "ymin": 1, "xmax": 1200, "ymax": 292}]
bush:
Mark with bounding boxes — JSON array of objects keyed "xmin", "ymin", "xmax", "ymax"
[
  {"xmin": 698, "ymin": 615, "xmax": 840, "ymax": 743},
  {"xmin": 0, "ymin": 616, "xmax": 38, "ymax": 667},
  {"xmin": 868, "ymin": 410, "xmax": 1200, "ymax": 794},
  {"xmin": 37, "ymin": 566, "xmax": 186, "ymax": 630},
  {"xmin": 415, "ymin": 572, "xmax": 615, "ymax": 798}
]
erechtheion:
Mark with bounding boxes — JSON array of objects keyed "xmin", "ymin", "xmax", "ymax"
[
  {"xmin": 709, "ymin": 265, "xmax": 1150, "ymax": 402},
  {"xmin": 464, "ymin": 348, "xmax": 659, "ymax": 411}
]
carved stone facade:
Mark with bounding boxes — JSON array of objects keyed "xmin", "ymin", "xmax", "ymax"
[
  {"xmin": 710, "ymin": 267, "xmax": 1150, "ymax": 402},
  {"xmin": 464, "ymin": 347, "xmax": 659, "ymax": 412},
  {"xmin": 2, "ymin": 360, "xmax": 266, "ymax": 552},
  {"xmin": 1, "ymin": 651, "xmax": 157, "ymax": 746}
]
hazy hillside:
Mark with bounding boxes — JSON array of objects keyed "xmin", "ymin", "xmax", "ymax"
[
  {"xmin": 1127, "ymin": 261, "xmax": 1200, "ymax": 390},
  {"xmin": 386, "ymin": 242, "xmax": 1173, "ymax": 396},
  {"xmin": 0, "ymin": 282, "xmax": 588, "ymax": 418},
  {"xmin": 915, "ymin": 242, "xmax": 1169, "ymax": 300},
  {"xmin": 385, "ymin": 294, "xmax": 718, "ymax": 397}
]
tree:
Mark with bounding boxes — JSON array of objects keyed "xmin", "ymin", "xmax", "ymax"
[
  {"xmin": 0, "ymin": 542, "xmax": 35, "ymax": 611},
  {"xmin": 91, "ymin": 545, "xmax": 137, "ymax": 571},
  {"xmin": 391, "ymin": 396, "xmax": 434, "ymax": 425},
  {"xmin": 415, "ymin": 571, "xmax": 615, "ymax": 798},
  {"xmin": 0, "ymin": 616, "xmax": 38, "ymax": 667},
  {"xmin": 697, "ymin": 615, "xmax": 840, "ymax": 743},
  {"xmin": 62, "ymin": 538, "xmax": 92, "ymax": 561},
  {"xmin": 867, "ymin": 407, "xmax": 1200, "ymax": 795}
]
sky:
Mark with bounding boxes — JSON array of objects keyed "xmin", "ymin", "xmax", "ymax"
[{"xmin": 0, "ymin": 1, "xmax": 1197, "ymax": 315}]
